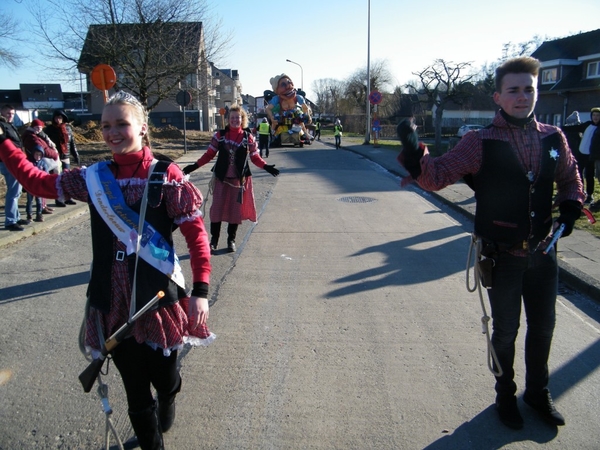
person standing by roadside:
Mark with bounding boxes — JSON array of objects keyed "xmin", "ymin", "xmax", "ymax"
[
  {"xmin": 314, "ymin": 119, "xmax": 321, "ymax": 141},
  {"xmin": 22, "ymin": 119, "xmax": 61, "ymax": 218},
  {"xmin": 0, "ymin": 104, "xmax": 29, "ymax": 230},
  {"xmin": 334, "ymin": 118, "xmax": 343, "ymax": 149},
  {"xmin": 183, "ymin": 104, "xmax": 280, "ymax": 254},
  {"xmin": 24, "ymin": 145, "xmax": 50, "ymax": 222},
  {"xmin": 396, "ymin": 56, "xmax": 584, "ymax": 430},
  {"xmin": 43, "ymin": 109, "xmax": 80, "ymax": 206},
  {"xmin": 257, "ymin": 117, "xmax": 271, "ymax": 158},
  {"xmin": 0, "ymin": 91, "xmax": 214, "ymax": 449},
  {"xmin": 563, "ymin": 107, "xmax": 600, "ymax": 204}
]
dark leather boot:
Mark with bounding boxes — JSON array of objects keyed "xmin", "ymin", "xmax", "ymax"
[
  {"xmin": 128, "ymin": 402, "xmax": 164, "ymax": 450},
  {"xmin": 227, "ymin": 223, "xmax": 238, "ymax": 252},
  {"xmin": 157, "ymin": 377, "xmax": 181, "ymax": 433},
  {"xmin": 210, "ymin": 222, "xmax": 221, "ymax": 253}
]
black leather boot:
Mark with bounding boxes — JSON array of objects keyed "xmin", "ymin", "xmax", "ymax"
[
  {"xmin": 128, "ymin": 402, "xmax": 164, "ymax": 450},
  {"xmin": 157, "ymin": 377, "xmax": 182, "ymax": 433},
  {"xmin": 227, "ymin": 223, "xmax": 238, "ymax": 252},
  {"xmin": 210, "ymin": 222, "xmax": 221, "ymax": 253}
]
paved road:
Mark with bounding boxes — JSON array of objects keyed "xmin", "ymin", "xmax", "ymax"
[{"xmin": 1, "ymin": 139, "xmax": 599, "ymax": 449}]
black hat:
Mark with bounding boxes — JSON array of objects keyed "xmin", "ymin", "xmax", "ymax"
[{"xmin": 53, "ymin": 110, "xmax": 69, "ymax": 122}]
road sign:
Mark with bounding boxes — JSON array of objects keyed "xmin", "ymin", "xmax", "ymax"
[
  {"xmin": 368, "ymin": 91, "xmax": 382, "ymax": 105},
  {"xmin": 372, "ymin": 119, "xmax": 380, "ymax": 128},
  {"xmin": 91, "ymin": 64, "xmax": 117, "ymax": 91},
  {"xmin": 219, "ymin": 107, "xmax": 226, "ymax": 116},
  {"xmin": 176, "ymin": 90, "xmax": 192, "ymax": 107}
]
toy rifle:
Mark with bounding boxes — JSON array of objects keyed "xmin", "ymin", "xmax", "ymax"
[
  {"xmin": 543, "ymin": 223, "xmax": 565, "ymax": 255},
  {"xmin": 79, "ymin": 291, "xmax": 165, "ymax": 392}
]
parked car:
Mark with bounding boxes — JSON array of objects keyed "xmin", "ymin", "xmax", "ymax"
[{"xmin": 457, "ymin": 124, "xmax": 484, "ymax": 137}]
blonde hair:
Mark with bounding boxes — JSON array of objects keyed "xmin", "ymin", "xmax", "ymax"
[
  {"xmin": 228, "ymin": 104, "xmax": 248, "ymax": 129},
  {"xmin": 105, "ymin": 91, "xmax": 151, "ymax": 146}
]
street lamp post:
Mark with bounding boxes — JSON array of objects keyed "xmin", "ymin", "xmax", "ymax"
[
  {"xmin": 364, "ymin": 0, "xmax": 371, "ymax": 145},
  {"xmin": 285, "ymin": 59, "xmax": 303, "ymax": 91}
]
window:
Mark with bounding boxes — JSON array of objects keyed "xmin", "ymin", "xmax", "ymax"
[
  {"xmin": 542, "ymin": 68, "xmax": 558, "ymax": 84},
  {"xmin": 587, "ymin": 61, "xmax": 600, "ymax": 78},
  {"xmin": 553, "ymin": 114, "xmax": 562, "ymax": 127},
  {"xmin": 223, "ymin": 85, "xmax": 232, "ymax": 94}
]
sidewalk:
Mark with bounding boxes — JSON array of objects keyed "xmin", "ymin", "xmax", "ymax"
[{"xmin": 2, "ymin": 138, "xmax": 600, "ymax": 303}]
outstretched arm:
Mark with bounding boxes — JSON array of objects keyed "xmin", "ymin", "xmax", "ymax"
[{"xmin": 0, "ymin": 130, "xmax": 59, "ymax": 198}]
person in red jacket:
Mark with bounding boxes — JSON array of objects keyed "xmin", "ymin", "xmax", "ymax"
[
  {"xmin": 0, "ymin": 91, "xmax": 214, "ymax": 449},
  {"xmin": 43, "ymin": 109, "xmax": 80, "ymax": 206},
  {"xmin": 21, "ymin": 118, "xmax": 61, "ymax": 217}
]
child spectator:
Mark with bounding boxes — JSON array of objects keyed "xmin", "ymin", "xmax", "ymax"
[{"xmin": 25, "ymin": 145, "xmax": 50, "ymax": 222}]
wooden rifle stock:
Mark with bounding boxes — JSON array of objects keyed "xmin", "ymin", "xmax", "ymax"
[{"xmin": 78, "ymin": 291, "xmax": 165, "ymax": 392}]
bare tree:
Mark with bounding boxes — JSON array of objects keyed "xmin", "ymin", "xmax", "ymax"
[
  {"xmin": 311, "ymin": 78, "xmax": 346, "ymax": 117},
  {"xmin": 405, "ymin": 59, "xmax": 474, "ymax": 152},
  {"xmin": 344, "ymin": 59, "xmax": 393, "ymax": 113},
  {"xmin": 0, "ymin": 14, "xmax": 22, "ymax": 68},
  {"xmin": 27, "ymin": 0, "xmax": 231, "ymax": 111},
  {"xmin": 500, "ymin": 35, "xmax": 546, "ymax": 62}
]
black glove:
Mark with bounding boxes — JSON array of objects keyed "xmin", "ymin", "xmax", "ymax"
[
  {"xmin": 556, "ymin": 199, "xmax": 582, "ymax": 237},
  {"xmin": 264, "ymin": 164, "xmax": 280, "ymax": 177},
  {"xmin": 396, "ymin": 119, "xmax": 424, "ymax": 179},
  {"xmin": 183, "ymin": 163, "xmax": 199, "ymax": 175}
]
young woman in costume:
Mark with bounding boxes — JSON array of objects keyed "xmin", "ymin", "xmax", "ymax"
[
  {"xmin": 183, "ymin": 104, "xmax": 280, "ymax": 253},
  {"xmin": 0, "ymin": 91, "xmax": 214, "ymax": 450}
]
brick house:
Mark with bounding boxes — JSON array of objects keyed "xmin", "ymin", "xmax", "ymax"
[
  {"xmin": 78, "ymin": 22, "xmax": 217, "ymax": 131},
  {"xmin": 531, "ymin": 28, "xmax": 600, "ymax": 126}
]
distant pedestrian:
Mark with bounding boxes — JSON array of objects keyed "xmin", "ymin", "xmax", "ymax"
[
  {"xmin": 43, "ymin": 109, "xmax": 80, "ymax": 207},
  {"xmin": 334, "ymin": 118, "xmax": 343, "ymax": 149},
  {"xmin": 22, "ymin": 118, "xmax": 61, "ymax": 218},
  {"xmin": 257, "ymin": 117, "xmax": 271, "ymax": 158},
  {"xmin": 25, "ymin": 145, "xmax": 50, "ymax": 222},
  {"xmin": 183, "ymin": 104, "xmax": 280, "ymax": 253},
  {"xmin": 563, "ymin": 107, "xmax": 600, "ymax": 204},
  {"xmin": 0, "ymin": 104, "xmax": 28, "ymax": 231},
  {"xmin": 314, "ymin": 119, "xmax": 321, "ymax": 140}
]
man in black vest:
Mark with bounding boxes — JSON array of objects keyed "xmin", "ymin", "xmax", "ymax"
[{"xmin": 396, "ymin": 56, "xmax": 584, "ymax": 430}]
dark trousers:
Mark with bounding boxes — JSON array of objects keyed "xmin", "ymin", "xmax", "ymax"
[
  {"xmin": 112, "ymin": 337, "xmax": 180, "ymax": 413},
  {"xmin": 26, "ymin": 192, "xmax": 42, "ymax": 216},
  {"xmin": 258, "ymin": 134, "xmax": 270, "ymax": 157},
  {"xmin": 210, "ymin": 221, "xmax": 238, "ymax": 244},
  {"xmin": 488, "ymin": 249, "xmax": 557, "ymax": 397},
  {"xmin": 575, "ymin": 153, "xmax": 595, "ymax": 195}
]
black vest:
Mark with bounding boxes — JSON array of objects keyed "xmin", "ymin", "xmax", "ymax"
[
  {"xmin": 87, "ymin": 160, "xmax": 186, "ymax": 313},
  {"xmin": 212, "ymin": 128, "xmax": 252, "ymax": 182},
  {"xmin": 472, "ymin": 132, "xmax": 561, "ymax": 248}
]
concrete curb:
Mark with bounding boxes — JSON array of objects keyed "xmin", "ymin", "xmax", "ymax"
[{"xmin": 0, "ymin": 204, "xmax": 88, "ymax": 248}]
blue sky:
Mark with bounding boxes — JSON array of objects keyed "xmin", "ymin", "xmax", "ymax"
[{"xmin": 2, "ymin": 0, "xmax": 600, "ymax": 99}]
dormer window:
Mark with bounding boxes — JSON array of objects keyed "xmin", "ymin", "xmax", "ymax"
[
  {"xmin": 587, "ymin": 61, "xmax": 600, "ymax": 78},
  {"xmin": 542, "ymin": 68, "xmax": 558, "ymax": 84}
]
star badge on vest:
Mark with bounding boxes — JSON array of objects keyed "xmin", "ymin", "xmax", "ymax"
[{"xmin": 549, "ymin": 147, "xmax": 559, "ymax": 160}]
